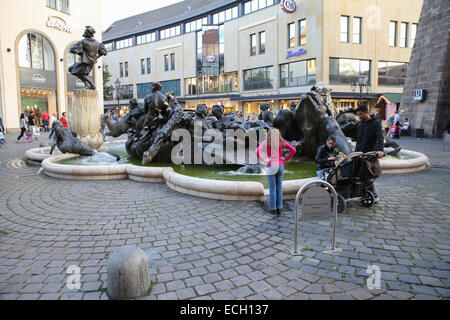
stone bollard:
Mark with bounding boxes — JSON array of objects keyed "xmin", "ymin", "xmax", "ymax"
[{"xmin": 107, "ymin": 245, "xmax": 151, "ymax": 300}]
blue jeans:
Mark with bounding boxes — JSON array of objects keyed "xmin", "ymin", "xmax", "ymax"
[
  {"xmin": 267, "ymin": 165, "xmax": 284, "ymax": 211},
  {"xmin": 317, "ymin": 169, "xmax": 327, "ymax": 180},
  {"xmin": 49, "ymin": 127, "xmax": 55, "ymax": 139}
]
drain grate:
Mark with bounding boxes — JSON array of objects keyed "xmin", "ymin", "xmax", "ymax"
[{"xmin": 258, "ymin": 201, "xmax": 294, "ymax": 214}]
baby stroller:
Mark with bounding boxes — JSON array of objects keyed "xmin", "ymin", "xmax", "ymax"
[{"xmin": 326, "ymin": 151, "xmax": 380, "ymax": 213}]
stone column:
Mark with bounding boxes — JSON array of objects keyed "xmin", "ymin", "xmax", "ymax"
[{"xmin": 70, "ymin": 89, "xmax": 104, "ymax": 150}]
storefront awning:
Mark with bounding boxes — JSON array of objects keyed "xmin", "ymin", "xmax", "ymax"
[{"xmin": 378, "ymin": 93, "xmax": 403, "ymax": 104}]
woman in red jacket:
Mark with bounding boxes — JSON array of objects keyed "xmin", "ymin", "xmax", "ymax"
[{"xmin": 256, "ymin": 128, "xmax": 296, "ymax": 215}]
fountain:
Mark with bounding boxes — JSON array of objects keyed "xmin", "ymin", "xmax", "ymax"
[{"xmin": 25, "ymin": 41, "xmax": 429, "ymax": 202}]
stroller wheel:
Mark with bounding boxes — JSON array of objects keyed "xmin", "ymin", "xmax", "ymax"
[
  {"xmin": 337, "ymin": 194, "xmax": 346, "ymax": 214},
  {"xmin": 361, "ymin": 190, "xmax": 375, "ymax": 208}
]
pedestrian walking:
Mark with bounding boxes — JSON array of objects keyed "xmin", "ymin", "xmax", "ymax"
[
  {"xmin": 60, "ymin": 112, "xmax": 69, "ymax": 128},
  {"xmin": 41, "ymin": 110, "xmax": 50, "ymax": 132},
  {"xmin": 28, "ymin": 112, "xmax": 36, "ymax": 141},
  {"xmin": 256, "ymin": 128, "xmax": 297, "ymax": 215},
  {"xmin": 16, "ymin": 113, "xmax": 27, "ymax": 142},
  {"xmin": 49, "ymin": 113, "xmax": 58, "ymax": 139},
  {"xmin": 0, "ymin": 116, "xmax": 7, "ymax": 148},
  {"xmin": 355, "ymin": 105, "xmax": 385, "ymax": 203}
]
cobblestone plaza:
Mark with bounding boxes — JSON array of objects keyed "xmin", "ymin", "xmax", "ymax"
[{"xmin": 0, "ymin": 134, "xmax": 448, "ymax": 300}]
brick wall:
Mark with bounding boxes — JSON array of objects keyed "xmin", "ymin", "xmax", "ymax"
[{"xmin": 401, "ymin": 0, "xmax": 450, "ymax": 138}]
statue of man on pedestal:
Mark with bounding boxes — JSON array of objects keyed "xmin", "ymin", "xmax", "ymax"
[{"xmin": 68, "ymin": 26, "xmax": 107, "ymax": 90}]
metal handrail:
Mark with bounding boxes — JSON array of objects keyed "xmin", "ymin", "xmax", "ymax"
[{"xmin": 290, "ymin": 179, "xmax": 339, "ymax": 256}]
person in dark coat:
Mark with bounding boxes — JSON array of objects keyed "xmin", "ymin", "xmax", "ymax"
[
  {"xmin": 315, "ymin": 136, "xmax": 339, "ymax": 180},
  {"xmin": 355, "ymin": 105, "xmax": 385, "ymax": 202}
]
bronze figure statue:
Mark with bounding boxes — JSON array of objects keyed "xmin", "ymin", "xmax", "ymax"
[{"xmin": 68, "ymin": 26, "xmax": 107, "ymax": 90}]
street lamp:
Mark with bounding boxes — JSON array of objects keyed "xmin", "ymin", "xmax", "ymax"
[
  {"xmin": 115, "ymin": 78, "xmax": 121, "ymax": 115},
  {"xmin": 351, "ymin": 75, "xmax": 371, "ymax": 108}
]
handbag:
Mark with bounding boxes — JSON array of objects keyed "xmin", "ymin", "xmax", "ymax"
[{"xmin": 365, "ymin": 158, "xmax": 382, "ymax": 179}]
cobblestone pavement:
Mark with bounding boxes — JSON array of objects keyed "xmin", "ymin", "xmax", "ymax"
[{"xmin": 0, "ymin": 134, "xmax": 449, "ymax": 300}]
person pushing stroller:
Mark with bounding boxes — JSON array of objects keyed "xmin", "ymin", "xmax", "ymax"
[{"xmin": 315, "ymin": 136, "xmax": 339, "ymax": 180}]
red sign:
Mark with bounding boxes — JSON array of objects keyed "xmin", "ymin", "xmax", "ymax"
[
  {"xmin": 281, "ymin": 0, "xmax": 296, "ymax": 14},
  {"xmin": 205, "ymin": 56, "xmax": 216, "ymax": 63}
]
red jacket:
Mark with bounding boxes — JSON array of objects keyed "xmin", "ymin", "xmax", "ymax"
[
  {"xmin": 41, "ymin": 112, "xmax": 50, "ymax": 121},
  {"xmin": 61, "ymin": 117, "xmax": 68, "ymax": 128}
]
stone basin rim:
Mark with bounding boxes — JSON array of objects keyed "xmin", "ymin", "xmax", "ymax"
[{"xmin": 38, "ymin": 147, "xmax": 430, "ymax": 201}]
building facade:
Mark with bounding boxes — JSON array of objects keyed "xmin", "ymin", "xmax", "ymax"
[
  {"xmin": 102, "ymin": 0, "xmax": 423, "ymax": 121},
  {"xmin": 0, "ymin": 0, "xmax": 103, "ymax": 132}
]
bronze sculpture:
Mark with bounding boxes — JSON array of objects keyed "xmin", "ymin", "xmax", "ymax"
[{"xmin": 68, "ymin": 26, "xmax": 107, "ymax": 90}]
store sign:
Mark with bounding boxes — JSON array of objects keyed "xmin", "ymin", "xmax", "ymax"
[
  {"xmin": 281, "ymin": 0, "xmax": 297, "ymax": 14},
  {"xmin": 20, "ymin": 68, "xmax": 57, "ymax": 90},
  {"xmin": 286, "ymin": 48, "xmax": 307, "ymax": 59},
  {"xmin": 32, "ymin": 74, "xmax": 46, "ymax": 83},
  {"xmin": 205, "ymin": 56, "xmax": 216, "ymax": 63},
  {"xmin": 413, "ymin": 89, "xmax": 426, "ymax": 101},
  {"xmin": 46, "ymin": 16, "xmax": 72, "ymax": 33}
]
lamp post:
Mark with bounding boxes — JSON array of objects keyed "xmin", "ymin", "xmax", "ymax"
[
  {"xmin": 115, "ymin": 78, "xmax": 121, "ymax": 115},
  {"xmin": 351, "ymin": 75, "xmax": 371, "ymax": 108}
]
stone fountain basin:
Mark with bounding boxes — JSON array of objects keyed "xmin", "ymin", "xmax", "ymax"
[{"xmin": 33, "ymin": 144, "xmax": 430, "ymax": 202}]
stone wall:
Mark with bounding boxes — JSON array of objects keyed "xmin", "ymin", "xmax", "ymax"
[{"xmin": 401, "ymin": 0, "xmax": 450, "ymax": 138}]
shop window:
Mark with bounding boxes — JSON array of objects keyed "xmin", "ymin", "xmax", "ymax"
[
  {"xmin": 119, "ymin": 84, "xmax": 133, "ymax": 100},
  {"xmin": 161, "ymin": 80, "xmax": 180, "ymax": 96},
  {"xmin": 137, "ymin": 82, "xmax": 152, "ymax": 99},
  {"xmin": 244, "ymin": 66, "xmax": 274, "ymax": 91}
]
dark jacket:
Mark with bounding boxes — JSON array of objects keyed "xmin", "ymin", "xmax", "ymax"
[
  {"xmin": 0, "ymin": 117, "xmax": 4, "ymax": 133},
  {"xmin": 315, "ymin": 144, "xmax": 338, "ymax": 170},
  {"xmin": 356, "ymin": 116, "xmax": 384, "ymax": 153}
]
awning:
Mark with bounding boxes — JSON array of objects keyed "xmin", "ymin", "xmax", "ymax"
[{"xmin": 378, "ymin": 93, "xmax": 403, "ymax": 104}]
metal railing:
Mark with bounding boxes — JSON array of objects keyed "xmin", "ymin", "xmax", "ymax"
[
  {"xmin": 280, "ymin": 76, "xmax": 316, "ymax": 88},
  {"xmin": 243, "ymin": 79, "xmax": 274, "ymax": 91}
]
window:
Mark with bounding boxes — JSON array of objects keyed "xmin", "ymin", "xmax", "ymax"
[
  {"xmin": 119, "ymin": 85, "xmax": 133, "ymax": 99},
  {"xmin": 259, "ymin": 31, "xmax": 266, "ymax": 54},
  {"xmin": 299, "ymin": 19, "xmax": 306, "ymax": 45},
  {"xmin": 137, "ymin": 82, "xmax": 152, "ymax": 99},
  {"xmin": 288, "ymin": 23, "xmax": 296, "ymax": 48},
  {"xmin": 186, "ymin": 72, "xmax": 238, "ymax": 95},
  {"xmin": 389, "ymin": 21, "xmax": 397, "ymax": 46},
  {"xmin": 243, "ymin": 66, "xmax": 274, "ymax": 91},
  {"xmin": 46, "ymin": 0, "xmax": 56, "ymax": 9},
  {"xmin": 353, "ymin": 17, "xmax": 362, "ymax": 44},
  {"xmin": 170, "ymin": 53, "xmax": 175, "ymax": 70},
  {"xmin": 410, "ymin": 23, "xmax": 418, "ymax": 48},
  {"xmin": 244, "ymin": 0, "xmax": 274, "ymax": 15},
  {"xmin": 147, "ymin": 58, "xmax": 151, "ymax": 74},
  {"xmin": 329, "ymin": 58, "xmax": 371, "ymax": 85},
  {"xmin": 280, "ymin": 59, "xmax": 317, "ymax": 88},
  {"xmin": 400, "ymin": 22, "xmax": 408, "ymax": 47},
  {"xmin": 59, "ymin": 0, "xmax": 69, "ymax": 13},
  {"xmin": 161, "ymin": 80, "xmax": 180, "ymax": 96},
  {"xmin": 186, "ymin": 17, "xmax": 207, "ymax": 33},
  {"xmin": 378, "ymin": 61, "xmax": 408, "ymax": 86},
  {"xmin": 116, "ymin": 38, "xmax": 133, "ymax": 50},
  {"xmin": 105, "ymin": 43, "xmax": 113, "ymax": 52},
  {"xmin": 124, "ymin": 62, "xmax": 128, "ymax": 77},
  {"xmin": 119, "ymin": 63, "xmax": 123, "ymax": 78},
  {"xmin": 250, "ymin": 34, "xmax": 257, "ymax": 56},
  {"xmin": 213, "ymin": 6, "xmax": 238, "ymax": 24},
  {"xmin": 340, "ymin": 16, "xmax": 349, "ymax": 42},
  {"xmin": 137, "ymin": 32, "xmax": 155, "ymax": 45},
  {"xmin": 141, "ymin": 59, "xmax": 145, "ymax": 75},
  {"xmin": 160, "ymin": 25, "xmax": 181, "ymax": 40},
  {"xmin": 164, "ymin": 55, "xmax": 169, "ymax": 71},
  {"xmin": 18, "ymin": 32, "xmax": 55, "ymax": 71}
]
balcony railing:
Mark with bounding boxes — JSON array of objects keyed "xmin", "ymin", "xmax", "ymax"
[
  {"xmin": 186, "ymin": 83, "xmax": 236, "ymax": 96},
  {"xmin": 280, "ymin": 75, "xmax": 316, "ymax": 88},
  {"xmin": 243, "ymin": 79, "xmax": 274, "ymax": 91}
]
